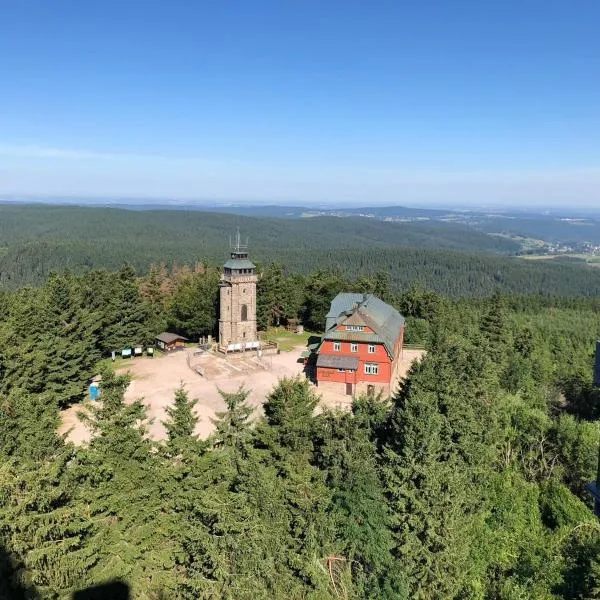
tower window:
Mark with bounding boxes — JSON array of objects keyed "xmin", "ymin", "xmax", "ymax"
[
  {"xmin": 241, "ymin": 304, "xmax": 248, "ymax": 321},
  {"xmin": 243, "ymin": 288, "xmax": 247, "ymax": 294}
]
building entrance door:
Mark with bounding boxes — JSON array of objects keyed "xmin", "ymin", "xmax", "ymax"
[{"xmin": 345, "ymin": 382, "xmax": 353, "ymax": 396}]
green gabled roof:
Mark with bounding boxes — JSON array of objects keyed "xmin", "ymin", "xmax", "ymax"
[{"xmin": 323, "ymin": 293, "xmax": 405, "ymax": 358}]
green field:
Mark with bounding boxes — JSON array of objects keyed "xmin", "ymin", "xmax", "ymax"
[
  {"xmin": 520, "ymin": 253, "xmax": 600, "ymax": 267},
  {"xmin": 489, "ymin": 232, "xmax": 547, "ymax": 251}
]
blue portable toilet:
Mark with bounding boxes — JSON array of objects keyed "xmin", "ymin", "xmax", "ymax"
[{"xmin": 89, "ymin": 382, "xmax": 101, "ymax": 401}]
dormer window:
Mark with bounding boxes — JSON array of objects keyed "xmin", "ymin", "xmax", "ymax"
[{"xmin": 346, "ymin": 325, "xmax": 364, "ymax": 332}]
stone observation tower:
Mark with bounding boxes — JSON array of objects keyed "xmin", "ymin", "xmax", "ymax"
[{"xmin": 218, "ymin": 230, "xmax": 258, "ymax": 352}]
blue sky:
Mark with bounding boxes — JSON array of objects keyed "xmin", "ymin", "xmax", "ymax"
[{"xmin": 0, "ymin": 1, "xmax": 598, "ymax": 206}]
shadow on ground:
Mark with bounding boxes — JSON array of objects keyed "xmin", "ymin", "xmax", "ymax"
[{"xmin": 1, "ymin": 543, "xmax": 131, "ymax": 600}]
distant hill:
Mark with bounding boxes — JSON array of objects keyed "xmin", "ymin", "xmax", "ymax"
[
  {"xmin": 3, "ymin": 199, "xmax": 600, "ymax": 244},
  {"xmin": 0, "ymin": 204, "xmax": 516, "ymax": 283},
  {"xmin": 3, "ymin": 204, "xmax": 600, "ymax": 296}
]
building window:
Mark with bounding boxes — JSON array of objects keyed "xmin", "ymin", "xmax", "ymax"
[
  {"xmin": 333, "ymin": 341, "xmax": 341, "ymax": 351},
  {"xmin": 243, "ymin": 288, "xmax": 247, "ymax": 294},
  {"xmin": 364, "ymin": 363, "xmax": 379, "ymax": 375},
  {"xmin": 351, "ymin": 343, "xmax": 358, "ymax": 353},
  {"xmin": 241, "ymin": 304, "xmax": 248, "ymax": 321},
  {"xmin": 346, "ymin": 325, "xmax": 364, "ymax": 332},
  {"xmin": 368, "ymin": 344, "xmax": 376, "ymax": 354},
  {"xmin": 337, "ymin": 368, "xmax": 345, "ymax": 372}
]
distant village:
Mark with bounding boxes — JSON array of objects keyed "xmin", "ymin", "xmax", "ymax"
[{"xmin": 522, "ymin": 241, "xmax": 600, "ymax": 256}]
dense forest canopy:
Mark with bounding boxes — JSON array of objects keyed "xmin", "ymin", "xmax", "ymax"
[
  {"xmin": 3, "ymin": 205, "xmax": 600, "ymax": 298},
  {"xmin": 0, "ymin": 205, "xmax": 519, "ymax": 254},
  {"xmin": 1, "ymin": 256, "xmax": 599, "ymax": 598}
]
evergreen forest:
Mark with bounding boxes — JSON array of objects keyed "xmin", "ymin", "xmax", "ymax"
[
  {"xmin": 0, "ymin": 251, "xmax": 599, "ymax": 599},
  {"xmin": 4, "ymin": 205, "xmax": 600, "ymax": 298}
]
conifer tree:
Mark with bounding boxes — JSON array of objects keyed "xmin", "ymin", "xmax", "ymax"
[
  {"xmin": 256, "ymin": 262, "xmax": 287, "ymax": 328},
  {"xmin": 480, "ymin": 291, "xmax": 509, "ymax": 365},
  {"xmin": 254, "ymin": 378, "xmax": 333, "ymax": 593},
  {"xmin": 0, "ymin": 385, "xmax": 98, "ymax": 597},
  {"xmin": 0, "ymin": 451, "xmax": 99, "ymax": 597},
  {"xmin": 301, "ymin": 270, "xmax": 347, "ymax": 331},
  {"xmin": 74, "ymin": 369, "xmax": 181, "ymax": 596},
  {"xmin": 262, "ymin": 376, "xmax": 319, "ymax": 454},
  {"xmin": 101, "ymin": 264, "xmax": 153, "ymax": 352},
  {"xmin": 382, "ymin": 336, "xmax": 498, "ymax": 598},
  {"xmin": 0, "ymin": 274, "xmax": 98, "ymax": 406},
  {"xmin": 315, "ymin": 408, "xmax": 406, "ymax": 599},
  {"xmin": 163, "ymin": 384, "xmax": 202, "ymax": 456},
  {"xmin": 0, "ymin": 390, "xmax": 62, "ymax": 464},
  {"xmin": 167, "ymin": 269, "xmax": 220, "ymax": 339},
  {"xmin": 211, "ymin": 386, "xmax": 254, "ymax": 454}
]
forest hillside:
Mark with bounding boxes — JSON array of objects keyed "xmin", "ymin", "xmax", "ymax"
[
  {"xmin": 1, "ymin": 261, "xmax": 599, "ymax": 598},
  {"xmin": 3, "ymin": 205, "xmax": 600, "ymax": 297}
]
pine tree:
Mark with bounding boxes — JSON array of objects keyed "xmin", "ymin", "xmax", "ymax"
[
  {"xmin": 163, "ymin": 384, "xmax": 202, "ymax": 456},
  {"xmin": 262, "ymin": 377, "xmax": 319, "ymax": 454},
  {"xmin": 480, "ymin": 291, "xmax": 509, "ymax": 365},
  {"xmin": 301, "ymin": 270, "xmax": 347, "ymax": 331},
  {"xmin": 253, "ymin": 378, "xmax": 334, "ymax": 594},
  {"xmin": 101, "ymin": 264, "xmax": 153, "ymax": 353},
  {"xmin": 0, "ymin": 451, "xmax": 99, "ymax": 597},
  {"xmin": 74, "ymin": 369, "xmax": 182, "ymax": 596},
  {"xmin": 381, "ymin": 337, "xmax": 498, "ymax": 598},
  {"xmin": 0, "ymin": 274, "xmax": 98, "ymax": 406},
  {"xmin": 0, "ymin": 390, "xmax": 62, "ymax": 464},
  {"xmin": 315, "ymin": 409, "xmax": 406, "ymax": 599},
  {"xmin": 0, "ymin": 385, "xmax": 99, "ymax": 598},
  {"xmin": 211, "ymin": 386, "xmax": 254, "ymax": 456},
  {"xmin": 167, "ymin": 269, "xmax": 220, "ymax": 339}
]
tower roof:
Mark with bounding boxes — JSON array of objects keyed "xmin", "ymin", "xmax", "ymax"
[
  {"xmin": 223, "ymin": 258, "xmax": 255, "ymax": 270},
  {"xmin": 224, "ymin": 228, "xmax": 255, "ymax": 269}
]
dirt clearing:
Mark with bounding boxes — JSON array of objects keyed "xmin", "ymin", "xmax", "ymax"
[{"xmin": 59, "ymin": 347, "xmax": 424, "ymax": 444}]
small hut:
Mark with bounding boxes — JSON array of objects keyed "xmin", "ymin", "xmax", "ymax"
[{"xmin": 155, "ymin": 332, "xmax": 188, "ymax": 352}]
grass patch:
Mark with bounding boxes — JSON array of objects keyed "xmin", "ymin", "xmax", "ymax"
[
  {"xmin": 95, "ymin": 352, "xmax": 162, "ymax": 377},
  {"xmin": 260, "ymin": 327, "xmax": 315, "ymax": 352},
  {"xmin": 489, "ymin": 233, "xmax": 546, "ymax": 251}
]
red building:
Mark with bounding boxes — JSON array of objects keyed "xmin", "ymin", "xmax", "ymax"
[{"xmin": 316, "ymin": 293, "xmax": 405, "ymax": 396}]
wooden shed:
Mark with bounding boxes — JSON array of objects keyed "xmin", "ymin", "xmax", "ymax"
[{"xmin": 155, "ymin": 332, "xmax": 188, "ymax": 352}]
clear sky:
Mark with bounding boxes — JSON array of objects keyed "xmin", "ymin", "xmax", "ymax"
[{"xmin": 0, "ymin": 0, "xmax": 598, "ymax": 206}]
